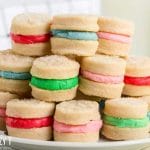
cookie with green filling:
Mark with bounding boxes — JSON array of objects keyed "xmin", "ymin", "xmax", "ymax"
[
  {"xmin": 102, "ymin": 98, "xmax": 149, "ymax": 140},
  {"xmin": 138, "ymin": 96, "xmax": 150, "ymax": 132},
  {"xmin": 0, "ymin": 52, "xmax": 34, "ymax": 97},
  {"xmin": 30, "ymin": 55, "xmax": 80, "ymax": 102}
]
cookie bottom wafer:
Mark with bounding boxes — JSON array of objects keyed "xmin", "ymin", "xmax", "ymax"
[
  {"xmin": 31, "ymin": 85, "xmax": 78, "ymax": 102},
  {"xmin": 51, "ymin": 37, "xmax": 98, "ymax": 56},
  {"xmin": 54, "ymin": 130, "xmax": 99, "ymax": 142},
  {"xmin": 7, "ymin": 126, "xmax": 52, "ymax": 140},
  {"xmin": 12, "ymin": 42, "xmax": 50, "ymax": 57},
  {"xmin": 79, "ymin": 77, "xmax": 123, "ymax": 98},
  {"xmin": 102, "ymin": 124, "xmax": 149, "ymax": 140}
]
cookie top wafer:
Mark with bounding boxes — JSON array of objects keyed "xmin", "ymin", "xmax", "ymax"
[
  {"xmin": 104, "ymin": 98, "xmax": 148, "ymax": 119},
  {"xmin": 0, "ymin": 53, "xmax": 34, "ymax": 72},
  {"xmin": 54, "ymin": 100, "xmax": 100, "ymax": 125},
  {"xmin": 51, "ymin": 15, "xmax": 99, "ymax": 32},
  {"xmin": 98, "ymin": 17, "xmax": 134, "ymax": 36},
  {"xmin": 0, "ymin": 92, "xmax": 19, "ymax": 108},
  {"xmin": 6, "ymin": 99, "xmax": 55, "ymax": 118},
  {"xmin": 125, "ymin": 56, "xmax": 150, "ymax": 77},
  {"xmin": 31, "ymin": 55, "xmax": 80, "ymax": 79},
  {"xmin": 81, "ymin": 54, "xmax": 126, "ymax": 76},
  {"xmin": 11, "ymin": 13, "xmax": 51, "ymax": 35}
]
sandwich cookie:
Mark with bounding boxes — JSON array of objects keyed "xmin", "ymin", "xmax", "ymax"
[
  {"xmin": 54, "ymin": 100, "xmax": 102, "ymax": 142},
  {"xmin": 138, "ymin": 96, "xmax": 150, "ymax": 132},
  {"xmin": 79, "ymin": 54, "xmax": 126, "ymax": 98},
  {"xmin": 6, "ymin": 99, "xmax": 55, "ymax": 140},
  {"xmin": 0, "ymin": 92, "xmax": 18, "ymax": 131},
  {"xmin": 102, "ymin": 98, "xmax": 149, "ymax": 140},
  {"xmin": 51, "ymin": 15, "xmax": 99, "ymax": 56},
  {"xmin": 0, "ymin": 53, "xmax": 34, "ymax": 96},
  {"xmin": 123, "ymin": 56, "xmax": 150, "ymax": 96},
  {"xmin": 97, "ymin": 17, "xmax": 134, "ymax": 58},
  {"xmin": 30, "ymin": 55, "xmax": 80, "ymax": 102},
  {"xmin": 11, "ymin": 13, "xmax": 51, "ymax": 56}
]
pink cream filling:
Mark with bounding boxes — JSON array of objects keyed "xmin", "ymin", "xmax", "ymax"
[
  {"xmin": 0, "ymin": 108, "xmax": 6, "ymax": 117},
  {"xmin": 54, "ymin": 120, "xmax": 102, "ymax": 133},
  {"xmin": 81, "ymin": 70, "xmax": 123, "ymax": 84},
  {"xmin": 97, "ymin": 32, "xmax": 131, "ymax": 43}
]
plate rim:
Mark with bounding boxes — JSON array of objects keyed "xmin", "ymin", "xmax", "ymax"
[{"xmin": 6, "ymin": 135, "xmax": 150, "ymax": 148}]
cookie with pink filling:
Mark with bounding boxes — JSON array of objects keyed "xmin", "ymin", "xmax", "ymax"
[
  {"xmin": 54, "ymin": 100, "xmax": 102, "ymax": 142},
  {"xmin": 97, "ymin": 17, "xmax": 134, "ymax": 58},
  {"xmin": 6, "ymin": 99, "xmax": 55, "ymax": 140},
  {"xmin": 79, "ymin": 54, "xmax": 126, "ymax": 99},
  {"xmin": 0, "ymin": 91, "xmax": 19, "ymax": 131}
]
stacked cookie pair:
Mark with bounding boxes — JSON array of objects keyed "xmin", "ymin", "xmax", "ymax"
[
  {"xmin": 0, "ymin": 13, "xmax": 52, "ymax": 107},
  {"xmin": 79, "ymin": 17, "xmax": 134, "ymax": 99},
  {"xmin": 5, "ymin": 98, "xmax": 102, "ymax": 142}
]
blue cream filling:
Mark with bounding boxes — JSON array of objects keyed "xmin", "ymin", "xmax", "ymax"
[
  {"xmin": 0, "ymin": 71, "xmax": 31, "ymax": 80},
  {"xmin": 51, "ymin": 30, "xmax": 98, "ymax": 41}
]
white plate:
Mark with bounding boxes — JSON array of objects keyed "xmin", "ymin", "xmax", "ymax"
[{"xmin": 0, "ymin": 132, "xmax": 150, "ymax": 150}]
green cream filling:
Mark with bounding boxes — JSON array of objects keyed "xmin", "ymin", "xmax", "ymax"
[
  {"xmin": 104, "ymin": 114, "xmax": 149, "ymax": 128},
  {"xmin": 30, "ymin": 76, "xmax": 78, "ymax": 90}
]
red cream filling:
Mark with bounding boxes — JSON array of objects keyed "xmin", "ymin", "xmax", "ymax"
[
  {"xmin": 124, "ymin": 76, "xmax": 150, "ymax": 86},
  {"xmin": 0, "ymin": 108, "xmax": 6, "ymax": 117},
  {"xmin": 10, "ymin": 33, "xmax": 51, "ymax": 44},
  {"xmin": 6, "ymin": 116, "xmax": 53, "ymax": 129}
]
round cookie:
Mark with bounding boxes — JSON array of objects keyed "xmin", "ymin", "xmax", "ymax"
[
  {"xmin": 0, "ymin": 53, "xmax": 34, "ymax": 97},
  {"xmin": 6, "ymin": 99, "xmax": 55, "ymax": 140},
  {"xmin": 0, "ymin": 92, "xmax": 19, "ymax": 131},
  {"xmin": 30, "ymin": 55, "xmax": 80, "ymax": 102},
  {"xmin": 11, "ymin": 13, "xmax": 51, "ymax": 56},
  {"xmin": 54, "ymin": 100, "xmax": 102, "ymax": 142},
  {"xmin": 79, "ymin": 54, "xmax": 126, "ymax": 99},
  {"xmin": 138, "ymin": 96, "xmax": 150, "ymax": 132},
  {"xmin": 51, "ymin": 15, "xmax": 99, "ymax": 56},
  {"xmin": 123, "ymin": 56, "xmax": 150, "ymax": 96},
  {"xmin": 97, "ymin": 17, "xmax": 134, "ymax": 58},
  {"xmin": 102, "ymin": 98, "xmax": 149, "ymax": 140}
]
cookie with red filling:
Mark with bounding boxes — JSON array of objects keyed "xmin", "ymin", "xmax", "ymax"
[
  {"xmin": 97, "ymin": 17, "xmax": 134, "ymax": 58},
  {"xmin": 123, "ymin": 56, "xmax": 150, "ymax": 96},
  {"xmin": 10, "ymin": 13, "xmax": 51, "ymax": 56},
  {"xmin": 6, "ymin": 99, "xmax": 55, "ymax": 140},
  {"xmin": 0, "ymin": 91, "xmax": 19, "ymax": 131}
]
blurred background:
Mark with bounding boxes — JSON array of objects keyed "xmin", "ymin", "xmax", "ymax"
[{"xmin": 0, "ymin": 0, "xmax": 150, "ymax": 56}]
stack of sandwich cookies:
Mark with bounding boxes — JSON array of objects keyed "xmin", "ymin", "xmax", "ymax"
[
  {"xmin": 6, "ymin": 99, "xmax": 55, "ymax": 140},
  {"xmin": 102, "ymin": 98, "xmax": 149, "ymax": 140},
  {"xmin": 97, "ymin": 17, "xmax": 134, "ymax": 58},
  {"xmin": 54, "ymin": 100, "xmax": 102, "ymax": 142},
  {"xmin": 51, "ymin": 15, "xmax": 99, "ymax": 56},
  {"xmin": 123, "ymin": 56, "xmax": 150, "ymax": 96},
  {"xmin": 11, "ymin": 13, "xmax": 51, "ymax": 56},
  {"xmin": 79, "ymin": 54, "xmax": 126, "ymax": 98},
  {"xmin": 0, "ymin": 53, "xmax": 34, "ymax": 97},
  {"xmin": 0, "ymin": 92, "xmax": 18, "ymax": 131},
  {"xmin": 30, "ymin": 55, "xmax": 80, "ymax": 102}
]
